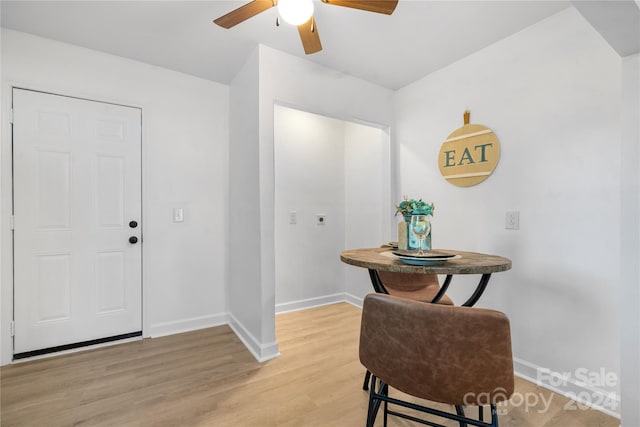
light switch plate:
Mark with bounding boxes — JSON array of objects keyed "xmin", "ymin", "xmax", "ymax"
[
  {"xmin": 289, "ymin": 211, "xmax": 297, "ymax": 225},
  {"xmin": 505, "ymin": 211, "xmax": 519, "ymax": 230},
  {"xmin": 173, "ymin": 208, "xmax": 184, "ymax": 223}
]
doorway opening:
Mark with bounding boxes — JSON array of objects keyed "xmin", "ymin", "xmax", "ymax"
[{"xmin": 274, "ymin": 105, "xmax": 391, "ymax": 313}]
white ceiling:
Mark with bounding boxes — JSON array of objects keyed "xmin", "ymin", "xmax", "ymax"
[{"xmin": 1, "ymin": 0, "xmax": 573, "ymax": 90}]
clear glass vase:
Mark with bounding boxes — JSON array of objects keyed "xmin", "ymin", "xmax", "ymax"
[{"xmin": 399, "ymin": 214, "xmax": 431, "ymax": 251}]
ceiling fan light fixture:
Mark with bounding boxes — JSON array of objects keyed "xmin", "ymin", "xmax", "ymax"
[{"xmin": 278, "ymin": 0, "xmax": 314, "ymax": 26}]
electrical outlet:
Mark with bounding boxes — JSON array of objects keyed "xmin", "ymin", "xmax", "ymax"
[
  {"xmin": 505, "ymin": 211, "xmax": 519, "ymax": 230},
  {"xmin": 289, "ymin": 211, "xmax": 297, "ymax": 225}
]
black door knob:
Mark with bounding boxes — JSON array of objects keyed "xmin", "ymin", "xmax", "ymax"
[
  {"xmin": 129, "ymin": 236, "xmax": 138, "ymax": 244},
  {"xmin": 129, "ymin": 220, "xmax": 138, "ymax": 228}
]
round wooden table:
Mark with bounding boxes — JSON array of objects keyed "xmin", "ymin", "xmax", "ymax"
[
  {"xmin": 342, "ymin": 247, "xmax": 512, "ymax": 392},
  {"xmin": 340, "ymin": 247, "xmax": 512, "ymax": 307}
]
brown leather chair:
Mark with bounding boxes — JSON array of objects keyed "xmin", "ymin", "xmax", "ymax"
[
  {"xmin": 361, "ymin": 248, "xmax": 455, "ymax": 390},
  {"xmin": 377, "ymin": 271, "xmax": 454, "ymax": 305},
  {"xmin": 359, "ymin": 293, "xmax": 514, "ymax": 427}
]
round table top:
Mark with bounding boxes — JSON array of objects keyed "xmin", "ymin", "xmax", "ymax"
[{"xmin": 340, "ymin": 247, "xmax": 512, "ymax": 275}]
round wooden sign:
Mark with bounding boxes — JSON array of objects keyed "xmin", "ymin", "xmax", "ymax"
[{"xmin": 438, "ymin": 111, "xmax": 500, "ymax": 187}]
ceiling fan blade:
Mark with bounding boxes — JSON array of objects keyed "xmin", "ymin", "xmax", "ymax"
[
  {"xmin": 322, "ymin": 0, "xmax": 398, "ymax": 15},
  {"xmin": 298, "ymin": 16, "xmax": 322, "ymax": 55},
  {"xmin": 214, "ymin": 0, "xmax": 275, "ymax": 29}
]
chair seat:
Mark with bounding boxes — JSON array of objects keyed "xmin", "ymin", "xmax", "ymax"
[
  {"xmin": 377, "ymin": 271, "xmax": 453, "ymax": 305},
  {"xmin": 359, "ymin": 293, "xmax": 514, "ymax": 427}
]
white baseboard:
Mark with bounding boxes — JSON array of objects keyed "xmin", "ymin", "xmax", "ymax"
[
  {"xmin": 275, "ymin": 293, "xmax": 347, "ymax": 314},
  {"xmin": 149, "ymin": 313, "xmax": 228, "ymax": 338},
  {"xmin": 146, "ymin": 312, "xmax": 281, "ymax": 363},
  {"xmin": 227, "ymin": 313, "xmax": 280, "ymax": 363},
  {"xmin": 513, "ymin": 357, "xmax": 621, "ymax": 419},
  {"xmin": 344, "ymin": 292, "xmax": 364, "ymax": 308}
]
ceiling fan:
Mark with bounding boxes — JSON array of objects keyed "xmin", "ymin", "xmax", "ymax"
[{"xmin": 213, "ymin": 0, "xmax": 399, "ymax": 55}]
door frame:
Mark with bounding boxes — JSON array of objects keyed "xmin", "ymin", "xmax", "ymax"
[{"xmin": 1, "ymin": 83, "xmax": 148, "ymax": 365}]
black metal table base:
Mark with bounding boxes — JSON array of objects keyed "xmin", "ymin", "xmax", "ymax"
[{"xmin": 367, "ymin": 269, "xmax": 492, "ymax": 306}]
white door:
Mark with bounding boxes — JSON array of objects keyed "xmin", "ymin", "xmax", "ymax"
[{"xmin": 13, "ymin": 89, "xmax": 142, "ymax": 355}]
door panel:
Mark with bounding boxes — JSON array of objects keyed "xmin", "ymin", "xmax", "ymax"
[
  {"xmin": 95, "ymin": 250, "xmax": 126, "ymax": 314},
  {"xmin": 96, "ymin": 155, "xmax": 125, "ymax": 227},
  {"xmin": 36, "ymin": 254, "xmax": 71, "ymax": 322},
  {"xmin": 36, "ymin": 150, "xmax": 71, "ymax": 229},
  {"xmin": 13, "ymin": 89, "xmax": 142, "ymax": 354}
]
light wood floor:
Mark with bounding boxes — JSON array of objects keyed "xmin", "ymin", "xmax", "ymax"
[{"xmin": 1, "ymin": 303, "xmax": 619, "ymax": 426}]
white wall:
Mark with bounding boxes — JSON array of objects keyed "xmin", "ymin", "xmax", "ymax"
[
  {"xmin": 274, "ymin": 106, "xmax": 346, "ymax": 310},
  {"xmin": 344, "ymin": 122, "xmax": 391, "ymax": 302},
  {"xmin": 274, "ymin": 106, "xmax": 389, "ymax": 312},
  {"xmin": 620, "ymin": 52, "xmax": 640, "ymax": 426},
  {"xmin": 395, "ymin": 8, "xmax": 621, "ymax": 415},
  {"xmin": 0, "ymin": 29, "xmax": 229, "ymax": 364},
  {"xmin": 227, "ymin": 47, "xmax": 274, "ymax": 361},
  {"xmin": 0, "ymin": 22, "xmax": 4, "ymax": 365}
]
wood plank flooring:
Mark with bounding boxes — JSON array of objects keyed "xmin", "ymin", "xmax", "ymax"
[{"xmin": 1, "ymin": 303, "xmax": 619, "ymax": 426}]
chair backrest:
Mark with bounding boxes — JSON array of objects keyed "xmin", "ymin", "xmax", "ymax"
[
  {"xmin": 376, "ymin": 271, "xmax": 440, "ymax": 291},
  {"xmin": 376, "ymin": 270, "xmax": 453, "ymax": 305},
  {"xmin": 376, "ymin": 244, "xmax": 450, "ymax": 303},
  {"xmin": 359, "ymin": 293, "xmax": 514, "ymax": 406},
  {"xmin": 377, "ymin": 245, "xmax": 439, "ymax": 292}
]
